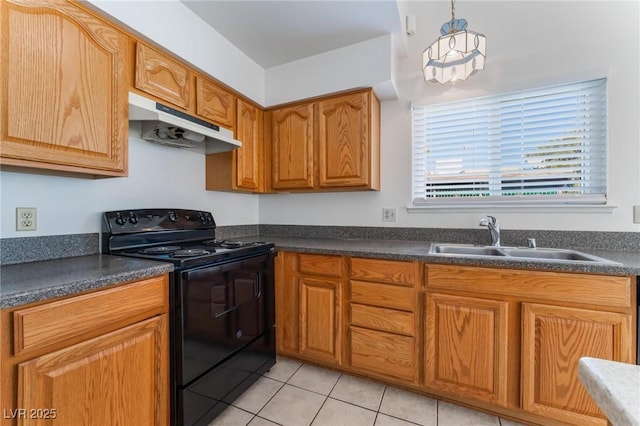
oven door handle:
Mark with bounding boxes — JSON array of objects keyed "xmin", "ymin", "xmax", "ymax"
[{"xmin": 214, "ymin": 305, "xmax": 239, "ymax": 318}]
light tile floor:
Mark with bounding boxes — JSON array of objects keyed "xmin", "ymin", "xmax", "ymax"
[{"xmin": 209, "ymin": 357, "xmax": 527, "ymax": 426}]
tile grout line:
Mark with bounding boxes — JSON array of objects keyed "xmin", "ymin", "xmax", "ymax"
[{"xmin": 307, "ymin": 368, "xmax": 343, "ymax": 426}]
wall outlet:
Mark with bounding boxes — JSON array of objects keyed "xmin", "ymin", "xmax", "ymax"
[
  {"xmin": 634, "ymin": 205, "xmax": 640, "ymax": 224},
  {"xmin": 16, "ymin": 207, "xmax": 37, "ymax": 231},
  {"xmin": 382, "ymin": 208, "xmax": 397, "ymax": 222}
]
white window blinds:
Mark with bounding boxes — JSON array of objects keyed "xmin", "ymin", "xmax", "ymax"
[{"xmin": 411, "ymin": 79, "xmax": 607, "ymax": 206}]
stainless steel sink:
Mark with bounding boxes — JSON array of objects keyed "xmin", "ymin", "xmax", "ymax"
[
  {"xmin": 432, "ymin": 245, "xmax": 506, "ymax": 256},
  {"xmin": 429, "ymin": 244, "xmax": 619, "ymax": 264}
]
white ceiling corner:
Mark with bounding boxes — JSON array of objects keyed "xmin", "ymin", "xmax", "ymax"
[{"xmin": 181, "ymin": 0, "xmax": 406, "ymax": 70}]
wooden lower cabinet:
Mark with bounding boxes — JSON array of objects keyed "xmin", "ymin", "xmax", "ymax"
[
  {"xmin": 1, "ymin": 275, "xmax": 169, "ymax": 426},
  {"xmin": 275, "ymin": 252, "xmax": 345, "ymax": 366},
  {"xmin": 424, "ymin": 292, "xmax": 509, "ymax": 407},
  {"xmin": 521, "ymin": 303, "xmax": 634, "ymax": 425},
  {"xmin": 17, "ymin": 316, "xmax": 167, "ymax": 426},
  {"xmin": 275, "ymin": 255, "xmax": 637, "ymax": 426}
]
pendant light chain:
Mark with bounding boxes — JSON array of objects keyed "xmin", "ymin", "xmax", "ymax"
[{"xmin": 451, "ymin": 0, "xmax": 456, "ymax": 22}]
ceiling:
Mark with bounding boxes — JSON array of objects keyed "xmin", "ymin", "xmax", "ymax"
[{"xmin": 181, "ymin": 0, "xmax": 404, "ymax": 69}]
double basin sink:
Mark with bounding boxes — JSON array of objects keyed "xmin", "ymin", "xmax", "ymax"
[{"xmin": 430, "ymin": 244, "xmax": 619, "ymax": 264}]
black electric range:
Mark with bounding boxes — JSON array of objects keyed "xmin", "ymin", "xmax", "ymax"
[{"xmin": 102, "ymin": 209, "xmax": 276, "ymax": 426}]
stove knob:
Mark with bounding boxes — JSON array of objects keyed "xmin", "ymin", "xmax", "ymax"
[
  {"xmin": 128, "ymin": 214, "xmax": 138, "ymax": 225},
  {"xmin": 168, "ymin": 211, "xmax": 178, "ymax": 222},
  {"xmin": 115, "ymin": 213, "xmax": 125, "ymax": 226}
]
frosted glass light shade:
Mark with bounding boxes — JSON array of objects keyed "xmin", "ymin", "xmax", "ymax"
[{"xmin": 423, "ymin": 29, "xmax": 486, "ymax": 84}]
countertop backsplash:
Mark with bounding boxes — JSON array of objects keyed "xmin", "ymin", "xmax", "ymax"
[
  {"xmin": 1, "ymin": 225, "xmax": 638, "ymax": 266},
  {"xmin": 1, "ymin": 233, "xmax": 100, "ymax": 265}
]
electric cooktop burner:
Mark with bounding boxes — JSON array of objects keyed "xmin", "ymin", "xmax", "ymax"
[
  {"xmin": 173, "ymin": 249, "xmax": 211, "ymax": 257},
  {"xmin": 139, "ymin": 245, "xmax": 181, "ymax": 254},
  {"xmin": 202, "ymin": 239, "xmax": 261, "ymax": 249}
]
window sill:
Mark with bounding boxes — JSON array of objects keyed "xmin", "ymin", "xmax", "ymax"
[{"xmin": 406, "ymin": 204, "xmax": 617, "ymax": 214}]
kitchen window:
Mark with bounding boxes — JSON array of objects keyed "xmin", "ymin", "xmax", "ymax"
[{"xmin": 411, "ymin": 79, "xmax": 607, "ymax": 208}]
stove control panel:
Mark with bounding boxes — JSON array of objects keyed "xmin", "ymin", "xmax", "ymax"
[{"xmin": 103, "ymin": 209, "xmax": 216, "ymax": 234}]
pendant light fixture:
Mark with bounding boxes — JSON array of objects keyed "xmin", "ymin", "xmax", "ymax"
[{"xmin": 423, "ymin": 0, "xmax": 486, "ymax": 84}]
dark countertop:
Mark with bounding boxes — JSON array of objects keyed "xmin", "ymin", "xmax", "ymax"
[
  {"xmin": 249, "ymin": 236, "xmax": 640, "ymax": 276},
  {"xmin": 0, "ymin": 255, "xmax": 174, "ymax": 309},
  {"xmin": 1, "ymin": 237, "xmax": 638, "ymax": 310}
]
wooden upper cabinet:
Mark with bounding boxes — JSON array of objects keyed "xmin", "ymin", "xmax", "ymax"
[
  {"xmin": 0, "ymin": 0, "xmax": 128, "ymax": 176},
  {"xmin": 196, "ymin": 77, "xmax": 236, "ymax": 129},
  {"xmin": 318, "ymin": 91, "xmax": 372, "ymax": 188},
  {"xmin": 135, "ymin": 42, "xmax": 191, "ymax": 109},
  {"xmin": 521, "ymin": 303, "xmax": 633, "ymax": 426},
  {"xmin": 271, "ymin": 103, "xmax": 315, "ymax": 190},
  {"xmin": 205, "ymin": 98, "xmax": 263, "ymax": 192},
  {"xmin": 267, "ymin": 88, "xmax": 380, "ymax": 192},
  {"xmin": 234, "ymin": 99, "xmax": 262, "ymax": 190}
]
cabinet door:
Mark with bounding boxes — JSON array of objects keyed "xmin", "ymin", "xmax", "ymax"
[
  {"xmin": 234, "ymin": 99, "xmax": 262, "ymax": 190},
  {"xmin": 317, "ymin": 92, "xmax": 370, "ymax": 187},
  {"xmin": 271, "ymin": 104, "xmax": 315, "ymax": 189},
  {"xmin": 196, "ymin": 76, "xmax": 236, "ymax": 129},
  {"xmin": 17, "ymin": 315, "xmax": 168, "ymax": 426},
  {"xmin": 299, "ymin": 277, "xmax": 342, "ymax": 364},
  {"xmin": 0, "ymin": 0, "xmax": 128, "ymax": 176},
  {"xmin": 425, "ymin": 292, "xmax": 509, "ymax": 407},
  {"xmin": 521, "ymin": 303, "xmax": 633, "ymax": 426},
  {"xmin": 135, "ymin": 42, "xmax": 190, "ymax": 109}
]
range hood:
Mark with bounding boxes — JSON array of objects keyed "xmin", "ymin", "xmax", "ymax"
[{"xmin": 128, "ymin": 92, "xmax": 241, "ymax": 153}]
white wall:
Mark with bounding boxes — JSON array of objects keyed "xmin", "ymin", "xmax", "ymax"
[
  {"xmin": 266, "ymin": 34, "xmax": 398, "ymax": 106},
  {"xmin": 0, "ymin": 0, "xmax": 261, "ymax": 238},
  {"xmin": 0, "ymin": 127, "xmax": 259, "ymax": 238},
  {"xmin": 259, "ymin": 1, "xmax": 640, "ymax": 232},
  {"xmin": 2, "ymin": 1, "xmax": 639, "ymax": 238}
]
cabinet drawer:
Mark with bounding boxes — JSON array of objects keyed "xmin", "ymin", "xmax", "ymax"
[
  {"xmin": 351, "ymin": 258, "xmax": 417, "ymax": 287},
  {"xmin": 135, "ymin": 42, "xmax": 191, "ymax": 108},
  {"xmin": 350, "ymin": 281, "xmax": 415, "ymax": 311},
  {"xmin": 350, "ymin": 326, "xmax": 417, "ymax": 382},
  {"xmin": 351, "ymin": 304, "xmax": 414, "ymax": 336},
  {"xmin": 13, "ymin": 276, "xmax": 168, "ymax": 356},
  {"xmin": 299, "ymin": 254, "xmax": 344, "ymax": 277},
  {"xmin": 426, "ymin": 264, "xmax": 632, "ymax": 310}
]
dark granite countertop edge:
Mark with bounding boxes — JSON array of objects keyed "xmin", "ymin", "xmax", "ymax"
[
  {"xmin": 247, "ymin": 236, "xmax": 640, "ymax": 276},
  {"xmin": 1, "ymin": 257, "xmax": 174, "ymax": 309}
]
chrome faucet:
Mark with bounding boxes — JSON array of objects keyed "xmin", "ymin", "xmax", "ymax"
[{"xmin": 479, "ymin": 216, "xmax": 500, "ymax": 247}]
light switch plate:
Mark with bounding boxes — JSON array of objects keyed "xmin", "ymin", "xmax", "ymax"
[{"xmin": 634, "ymin": 205, "xmax": 640, "ymax": 224}]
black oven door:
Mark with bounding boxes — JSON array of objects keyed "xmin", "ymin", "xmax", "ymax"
[{"xmin": 176, "ymin": 253, "xmax": 273, "ymax": 386}]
